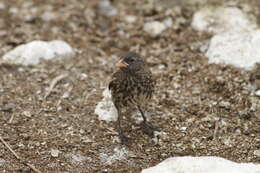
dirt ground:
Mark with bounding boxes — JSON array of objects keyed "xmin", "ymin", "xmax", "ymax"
[{"xmin": 0, "ymin": 0, "xmax": 259, "ymax": 172}]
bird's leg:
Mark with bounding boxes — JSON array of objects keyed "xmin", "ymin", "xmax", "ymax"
[
  {"xmin": 137, "ymin": 105, "xmax": 158, "ymax": 137},
  {"xmin": 116, "ymin": 106, "xmax": 129, "ymax": 144}
]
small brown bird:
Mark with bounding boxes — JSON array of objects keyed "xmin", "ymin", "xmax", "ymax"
[{"xmin": 109, "ymin": 52, "xmax": 157, "ymax": 143}]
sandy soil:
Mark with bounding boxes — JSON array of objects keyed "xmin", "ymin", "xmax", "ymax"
[{"xmin": 0, "ymin": 0, "xmax": 259, "ymax": 172}]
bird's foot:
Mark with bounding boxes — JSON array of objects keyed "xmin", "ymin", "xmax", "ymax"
[
  {"xmin": 140, "ymin": 121, "xmax": 159, "ymax": 137},
  {"xmin": 119, "ymin": 134, "xmax": 130, "ymax": 145}
]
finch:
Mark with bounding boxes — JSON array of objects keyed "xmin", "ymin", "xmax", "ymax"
[{"xmin": 109, "ymin": 52, "xmax": 157, "ymax": 143}]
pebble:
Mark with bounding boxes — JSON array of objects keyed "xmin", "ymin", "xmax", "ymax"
[
  {"xmin": 51, "ymin": 149, "xmax": 60, "ymax": 157},
  {"xmin": 218, "ymin": 101, "xmax": 231, "ymax": 109},
  {"xmin": 65, "ymin": 153, "xmax": 89, "ymax": 164},
  {"xmin": 255, "ymin": 90, "xmax": 260, "ymax": 96},
  {"xmin": 124, "ymin": 15, "xmax": 137, "ymax": 24},
  {"xmin": 22, "ymin": 111, "xmax": 32, "ymax": 117},
  {"xmin": 143, "ymin": 21, "xmax": 167, "ymax": 37},
  {"xmin": 0, "ymin": 2, "xmax": 6, "ymax": 9},
  {"xmin": 98, "ymin": 0, "xmax": 118, "ymax": 17},
  {"xmin": 163, "ymin": 17, "xmax": 173, "ymax": 28},
  {"xmin": 0, "ymin": 158, "xmax": 6, "ymax": 166},
  {"xmin": 253, "ymin": 150, "xmax": 260, "ymax": 158},
  {"xmin": 41, "ymin": 11, "xmax": 57, "ymax": 22}
]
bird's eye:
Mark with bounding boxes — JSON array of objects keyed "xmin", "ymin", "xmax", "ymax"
[{"xmin": 128, "ymin": 58, "xmax": 134, "ymax": 62}]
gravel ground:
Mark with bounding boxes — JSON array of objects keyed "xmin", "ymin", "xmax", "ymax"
[{"xmin": 0, "ymin": 0, "xmax": 259, "ymax": 172}]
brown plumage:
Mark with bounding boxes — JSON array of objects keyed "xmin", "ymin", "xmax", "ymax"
[{"xmin": 109, "ymin": 52, "xmax": 157, "ymax": 143}]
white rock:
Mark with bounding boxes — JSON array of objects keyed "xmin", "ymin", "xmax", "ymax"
[
  {"xmin": 65, "ymin": 153, "xmax": 89, "ymax": 164},
  {"xmin": 143, "ymin": 21, "xmax": 167, "ymax": 37},
  {"xmin": 71, "ymin": 154, "xmax": 88, "ymax": 163},
  {"xmin": 94, "ymin": 88, "xmax": 118, "ymax": 122},
  {"xmin": 41, "ymin": 11, "xmax": 57, "ymax": 22},
  {"xmin": 0, "ymin": 158, "xmax": 6, "ymax": 166},
  {"xmin": 141, "ymin": 156, "xmax": 260, "ymax": 173},
  {"xmin": 254, "ymin": 150, "xmax": 260, "ymax": 158},
  {"xmin": 9, "ymin": 7, "xmax": 18, "ymax": 14},
  {"xmin": 50, "ymin": 149, "xmax": 60, "ymax": 158},
  {"xmin": 0, "ymin": 2, "xmax": 6, "ymax": 9},
  {"xmin": 99, "ymin": 147, "xmax": 128, "ymax": 165},
  {"xmin": 206, "ymin": 30, "xmax": 260, "ymax": 70},
  {"xmin": 98, "ymin": 0, "xmax": 118, "ymax": 17},
  {"xmin": 62, "ymin": 91, "xmax": 70, "ymax": 99},
  {"xmin": 255, "ymin": 90, "xmax": 260, "ymax": 96},
  {"xmin": 124, "ymin": 15, "xmax": 137, "ymax": 24},
  {"xmin": 163, "ymin": 17, "xmax": 173, "ymax": 28},
  {"xmin": 180, "ymin": 126, "xmax": 187, "ymax": 131},
  {"xmin": 192, "ymin": 7, "xmax": 257, "ymax": 34},
  {"xmin": 2, "ymin": 40, "xmax": 74, "ymax": 66}
]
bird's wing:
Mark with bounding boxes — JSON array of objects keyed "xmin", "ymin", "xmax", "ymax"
[
  {"xmin": 108, "ymin": 71, "xmax": 121, "ymax": 91},
  {"xmin": 108, "ymin": 79, "xmax": 115, "ymax": 91}
]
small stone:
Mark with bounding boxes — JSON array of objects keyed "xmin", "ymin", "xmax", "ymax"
[
  {"xmin": 0, "ymin": 3, "xmax": 6, "ymax": 9},
  {"xmin": 158, "ymin": 64, "xmax": 166, "ymax": 70},
  {"xmin": 0, "ymin": 30, "xmax": 7, "ymax": 37},
  {"xmin": 99, "ymin": 147, "xmax": 128, "ymax": 165},
  {"xmin": 163, "ymin": 17, "xmax": 173, "ymax": 28},
  {"xmin": 253, "ymin": 150, "xmax": 260, "ymax": 158},
  {"xmin": 66, "ymin": 153, "xmax": 89, "ymax": 164},
  {"xmin": 180, "ymin": 127, "xmax": 187, "ymax": 132},
  {"xmin": 0, "ymin": 158, "xmax": 6, "ymax": 166},
  {"xmin": 98, "ymin": 0, "xmax": 118, "ymax": 17},
  {"xmin": 192, "ymin": 87, "xmax": 200, "ymax": 95},
  {"xmin": 94, "ymin": 88, "xmax": 118, "ymax": 122},
  {"xmin": 255, "ymin": 90, "xmax": 260, "ymax": 96},
  {"xmin": 199, "ymin": 42, "xmax": 209, "ymax": 53},
  {"xmin": 18, "ymin": 67, "xmax": 25, "ymax": 72},
  {"xmin": 62, "ymin": 92, "xmax": 70, "ymax": 99},
  {"xmin": 22, "ymin": 111, "xmax": 32, "ymax": 117},
  {"xmin": 152, "ymin": 131, "xmax": 168, "ymax": 145},
  {"xmin": 9, "ymin": 7, "xmax": 18, "ymax": 14},
  {"xmin": 218, "ymin": 101, "xmax": 231, "ymax": 109},
  {"xmin": 81, "ymin": 136, "xmax": 93, "ymax": 143},
  {"xmin": 79, "ymin": 129, "xmax": 85, "ymax": 134},
  {"xmin": 143, "ymin": 21, "xmax": 167, "ymax": 37},
  {"xmin": 51, "ymin": 149, "xmax": 60, "ymax": 157},
  {"xmin": 71, "ymin": 154, "xmax": 88, "ymax": 163},
  {"xmin": 80, "ymin": 73, "xmax": 88, "ymax": 80},
  {"xmin": 124, "ymin": 15, "xmax": 137, "ymax": 24},
  {"xmin": 223, "ymin": 137, "xmax": 231, "ymax": 146},
  {"xmin": 41, "ymin": 11, "xmax": 57, "ymax": 22}
]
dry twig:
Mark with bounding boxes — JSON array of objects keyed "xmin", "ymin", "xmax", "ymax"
[
  {"xmin": 0, "ymin": 136, "xmax": 42, "ymax": 173},
  {"xmin": 8, "ymin": 114, "xmax": 14, "ymax": 124},
  {"xmin": 44, "ymin": 73, "xmax": 68, "ymax": 99},
  {"xmin": 213, "ymin": 120, "xmax": 220, "ymax": 140}
]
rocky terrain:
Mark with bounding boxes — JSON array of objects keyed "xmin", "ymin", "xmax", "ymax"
[{"xmin": 0, "ymin": 0, "xmax": 259, "ymax": 172}]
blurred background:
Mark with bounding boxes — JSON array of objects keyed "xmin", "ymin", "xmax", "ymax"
[{"xmin": 0, "ymin": 0, "xmax": 259, "ymax": 172}]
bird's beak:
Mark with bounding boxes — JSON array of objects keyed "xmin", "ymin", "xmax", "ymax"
[{"xmin": 116, "ymin": 59, "xmax": 128, "ymax": 68}]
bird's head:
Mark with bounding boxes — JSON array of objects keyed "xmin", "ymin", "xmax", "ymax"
[{"xmin": 115, "ymin": 52, "xmax": 145, "ymax": 73}]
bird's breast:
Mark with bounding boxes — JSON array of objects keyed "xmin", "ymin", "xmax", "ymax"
[{"xmin": 109, "ymin": 71, "xmax": 154, "ymax": 109}]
